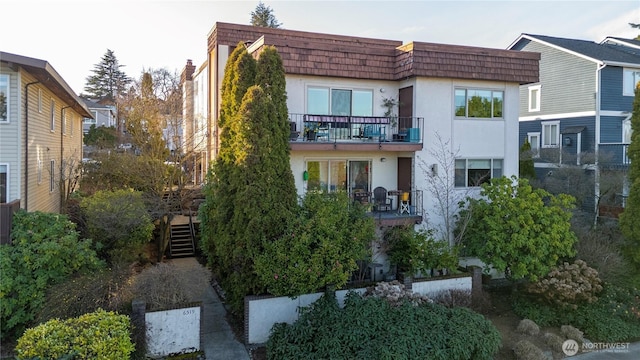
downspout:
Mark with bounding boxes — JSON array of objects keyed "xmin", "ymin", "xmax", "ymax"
[
  {"xmin": 60, "ymin": 105, "xmax": 71, "ymax": 211},
  {"xmin": 24, "ymin": 81, "xmax": 41, "ymax": 211},
  {"xmin": 594, "ymin": 62, "xmax": 607, "ymax": 227}
]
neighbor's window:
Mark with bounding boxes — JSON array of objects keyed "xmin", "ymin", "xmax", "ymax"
[
  {"xmin": 0, "ymin": 74, "xmax": 8, "ymax": 122},
  {"xmin": 528, "ymin": 85, "xmax": 541, "ymax": 112},
  {"xmin": 527, "ymin": 132, "xmax": 540, "ymax": 158},
  {"xmin": 84, "ymin": 110, "xmax": 97, "ymax": 124},
  {"xmin": 454, "ymin": 88, "xmax": 503, "ymax": 118},
  {"xmin": 50, "ymin": 99, "xmax": 55, "ymax": 132},
  {"xmin": 542, "ymin": 121, "xmax": 560, "ymax": 147},
  {"xmin": 49, "ymin": 160, "xmax": 55, "ymax": 192},
  {"xmin": 623, "ymin": 68, "xmax": 640, "ymax": 96},
  {"xmin": 455, "ymin": 159, "xmax": 503, "ymax": 187},
  {"xmin": 0, "ymin": 164, "xmax": 7, "ymax": 203},
  {"xmin": 307, "ymin": 87, "xmax": 373, "ymax": 116}
]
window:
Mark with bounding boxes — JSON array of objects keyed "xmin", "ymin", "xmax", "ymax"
[
  {"xmin": 70, "ymin": 113, "xmax": 74, "ymax": 136},
  {"xmin": 527, "ymin": 132, "xmax": 540, "ymax": 158},
  {"xmin": 305, "ymin": 159, "xmax": 370, "ymax": 194},
  {"xmin": 455, "ymin": 159, "xmax": 503, "ymax": 187},
  {"xmin": 37, "ymin": 159, "xmax": 42, "ymax": 184},
  {"xmin": 306, "ymin": 87, "xmax": 373, "ymax": 116},
  {"xmin": 38, "ymin": 89, "xmax": 42, "ymax": 113},
  {"xmin": 50, "ymin": 99, "xmax": 55, "ymax": 132},
  {"xmin": 0, "ymin": 164, "xmax": 7, "ymax": 203},
  {"xmin": 623, "ymin": 68, "xmax": 640, "ymax": 96},
  {"xmin": 454, "ymin": 88, "xmax": 503, "ymax": 118},
  {"xmin": 83, "ymin": 111, "xmax": 97, "ymax": 124},
  {"xmin": 62, "ymin": 108, "xmax": 67, "ymax": 135},
  {"xmin": 50, "ymin": 160, "xmax": 55, "ymax": 192},
  {"xmin": 0, "ymin": 74, "xmax": 8, "ymax": 122},
  {"xmin": 542, "ymin": 121, "xmax": 559, "ymax": 147},
  {"xmin": 528, "ymin": 85, "xmax": 541, "ymax": 112}
]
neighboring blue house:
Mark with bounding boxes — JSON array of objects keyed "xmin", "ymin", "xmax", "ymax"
[{"xmin": 509, "ymin": 34, "xmax": 640, "ymax": 214}]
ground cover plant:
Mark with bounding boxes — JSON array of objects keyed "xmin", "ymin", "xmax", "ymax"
[{"xmin": 266, "ymin": 290, "xmax": 501, "ymax": 360}]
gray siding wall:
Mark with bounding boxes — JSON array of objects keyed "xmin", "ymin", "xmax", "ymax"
[
  {"xmin": 0, "ymin": 64, "xmax": 21, "ymax": 203},
  {"xmin": 518, "ymin": 42, "xmax": 597, "ymax": 116}
]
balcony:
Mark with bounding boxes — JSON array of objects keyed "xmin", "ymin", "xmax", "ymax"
[
  {"xmin": 288, "ymin": 114, "xmax": 424, "ymax": 152},
  {"xmin": 352, "ymin": 189, "xmax": 423, "ymax": 226},
  {"xmin": 599, "ymin": 143, "xmax": 630, "ymax": 169}
]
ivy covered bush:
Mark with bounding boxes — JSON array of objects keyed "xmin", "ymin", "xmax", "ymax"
[
  {"xmin": 15, "ymin": 309, "xmax": 134, "ymax": 360},
  {"xmin": 254, "ymin": 192, "xmax": 375, "ymax": 297},
  {"xmin": 267, "ymin": 291, "xmax": 501, "ymax": 360},
  {"xmin": 525, "ymin": 259, "xmax": 603, "ymax": 309},
  {"xmin": 0, "ymin": 210, "xmax": 104, "ymax": 340}
]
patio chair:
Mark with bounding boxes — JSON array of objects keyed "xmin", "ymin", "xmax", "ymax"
[{"xmin": 373, "ymin": 186, "xmax": 392, "ymax": 212}]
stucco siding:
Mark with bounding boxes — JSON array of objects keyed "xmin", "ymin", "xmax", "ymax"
[
  {"xmin": 0, "ymin": 64, "xmax": 22, "ymax": 203},
  {"xmin": 517, "ymin": 42, "xmax": 596, "ymax": 116}
]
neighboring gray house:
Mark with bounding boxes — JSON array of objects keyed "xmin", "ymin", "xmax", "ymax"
[
  {"xmin": 81, "ymin": 97, "xmax": 116, "ymax": 134},
  {"xmin": 509, "ymin": 34, "xmax": 640, "ymax": 215}
]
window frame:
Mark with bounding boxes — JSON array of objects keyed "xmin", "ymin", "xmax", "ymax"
[
  {"xmin": 0, "ymin": 74, "xmax": 9, "ymax": 123},
  {"xmin": 454, "ymin": 158, "xmax": 503, "ymax": 188},
  {"xmin": 0, "ymin": 163, "xmax": 8, "ymax": 203},
  {"xmin": 50, "ymin": 99, "xmax": 55, "ymax": 132},
  {"xmin": 541, "ymin": 121, "xmax": 560, "ymax": 148},
  {"xmin": 306, "ymin": 86, "xmax": 373, "ymax": 116},
  {"xmin": 305, "ymin": 158, "xmax": 371, "ymax": 194},
  {"xmin": 623, "ymin": 68, "xmax": 640, "ymax": 96},
  {"xmin": 528, "ymin": 84, "xmax": 541, "ymax": 112},
  {"xmin": 50, "ymin": 159, "xmax": 55, "ymax": 193},
  {"xmin": 38, "ymin": 88, "xmax": 42, "ymax": 113},
  {"xmin": 62, "ymin": 108, "xmax": 67, "ymax": 135},
  {"xmin": 454, "ymin": 88, "xmax": 504, "ymax": 119},
  {"xmin": 527, "ymin": 132, "xmax": 541, "ymax": 158}
]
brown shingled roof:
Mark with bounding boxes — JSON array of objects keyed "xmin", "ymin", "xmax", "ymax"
[{"xmin": 209, "ymin": 22, "xmax": 539, "ymax": 84}]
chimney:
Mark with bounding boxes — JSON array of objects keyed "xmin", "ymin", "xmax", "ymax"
[{"xmin": 181, "ymin": 59, "xmax": 197, "ymax": 83}]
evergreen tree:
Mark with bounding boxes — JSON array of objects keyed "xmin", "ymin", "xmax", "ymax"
[
  {"xmin": 519, "ymin": 138, "xmax": 536, "ymax": 179},
  {"xmin": 620, "ymin": 83, "xmax": 640, "ymax": 267},
  {"xmin": 84, "ymin": 49, "xmax": 131, "ymax": 101},
  {"xmin": 250, "ymin": 1, "xmax": 282, "ymax": 28}
]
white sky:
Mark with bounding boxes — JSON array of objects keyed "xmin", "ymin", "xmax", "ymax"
[{"xmin": 2, "ymin": 0, "xmax": 639, "ymax": 95}]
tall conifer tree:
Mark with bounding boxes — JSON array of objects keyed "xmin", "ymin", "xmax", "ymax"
[{"xmin": 620, "ymin": 83, "xmax": 640, "ymax": 266}]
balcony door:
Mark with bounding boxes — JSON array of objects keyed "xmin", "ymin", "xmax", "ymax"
[{"xmin": 399, "ymin": 86, "xmax": 413, "ymax": 129}]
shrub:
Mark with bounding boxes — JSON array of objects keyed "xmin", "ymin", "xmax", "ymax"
[
  {"xmin": 516, "ymin": 319, "xmax": 540, "ymax": 336},
  {"xmin": 525, "ymin": 260, "xmax": 603, "ymax": 309},
  {"xmin": 561, "ymin": 325, "xmax": 584, "ymax": 343},
  {"xmin": 80, "ymin": 189, "xmax": 154, "ymax": 263},
  {"xmin": 0, "ymin": 210, "xmax": 104, "ymax": 340},
  {"xmin": 363, "ymin": 280, "xmax": 433, "ymax": 307},
  {"xmin": 543, "ymin": 332, "xmax": 564, "ymax": 353},
  {"xmin": 267, "ymin": 291, "xmax": 501, "ymax": 360},
  {"xmin": 513, "ymin": 340, "xmax": 546, "ymax": 360},
  {"xmin": 15, "ymin": 309, "xmax": 134, "ymax": 359},
  {"xmin": 432, "ymin": 288, "xmax": 472, "ymax": 309}
]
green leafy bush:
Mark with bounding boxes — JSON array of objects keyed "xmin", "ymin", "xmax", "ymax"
[
  {"xmin": 512, "ymin": 285, "xmax": 640, "ymax": 342},
  {"xmin": 267, "ymin": 291, "xmax": 501, "ymax": 360},
  {"xmin": 384, "ymin": 225, "xmax": 459, "ymax": 276},
  {"xmin": 0, "ymin": 210, "xmax": 104, "ymax": 340},
  {"xmin": 15, "ymin": 309, "xmax": 134, "ymax": 359},
  {"xmin": 525, "ymin": 260, "xmax": 603, "ymax": 309},
  {"xmin": 254, "ymin": 192, "xmax": 374, "ymax": 297},
  {"xmin": 80, "ymin": 189, "xmax": 154, "ymax": 263}
]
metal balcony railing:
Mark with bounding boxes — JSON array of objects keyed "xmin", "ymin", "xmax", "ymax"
[{"xmin": 288, "ymin": 114, "xmax": 424, "ymax": 143}]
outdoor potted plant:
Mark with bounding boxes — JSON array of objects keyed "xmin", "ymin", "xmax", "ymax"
[{"xmin": 304, "ymin": 123, "xmax": 318, "ymax": 141}]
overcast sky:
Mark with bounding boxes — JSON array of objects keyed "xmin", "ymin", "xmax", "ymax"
[{"xmin": 2, "ymin": 0, "xmax": 638, "ymax": 95}]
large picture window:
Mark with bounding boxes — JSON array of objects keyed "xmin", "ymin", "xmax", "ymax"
[
  {"xmin": 0, "ymin": 74, "xmax": 8, "ymax": 122},
  {"xmin": 455, "ymin": 159, "xmax": 503, "ymax": 187},
  {"xmin": 455, "ymin": 88, "xmax": 503, "ymax": 118},
  {"xmin": 305, "ymin": 159, "xmax": 370, "ymax": 194},
  {"xmin": 542, "ymin": 121, "xmax": 559, "ymax": 147},
  {"xmin": 307, "ymin": 87, "xmax": 373, "ymax": 116},
  {"xmin": 623, "ymin": 68, "xmax": 640, "ymax": 96}
]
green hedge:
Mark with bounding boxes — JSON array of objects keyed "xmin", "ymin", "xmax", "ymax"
[
  {"xmin": 267, "ymin": 291, "xmax": 501, "ymax": 360},
  {"xmin": 15, "ymin": 310, "xmax": 134, "ymax": 360}
]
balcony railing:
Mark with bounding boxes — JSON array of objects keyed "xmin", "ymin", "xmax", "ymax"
[
  {"xmin": 289, "ymin": 114, "xmax": 424, "ymax": 143},
  {"xmin": 599, "ymin": 143, "xmax": 630, "ymax": 167}
]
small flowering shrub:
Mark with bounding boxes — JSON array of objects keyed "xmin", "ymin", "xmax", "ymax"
[
  {"xmin": 363, "ymin": 281, "xmax": 433, "ymax": 307},
  {"xmin": 525, "ymin": 260, "xmax": 603, "ymax": 308},
  {"xmin": 15, "ymin": 309, "xmax": 134, "ymax": 359}
]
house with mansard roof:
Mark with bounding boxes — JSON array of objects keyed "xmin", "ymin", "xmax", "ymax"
[
  {"xmin": 183, "ymin": 22, "xmax": 539, "ymax": 275},
  {"xmin": 509, "ymin": 34, "xmax": 640, "ymax": 215}
]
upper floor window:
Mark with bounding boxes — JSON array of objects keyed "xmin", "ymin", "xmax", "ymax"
[
  {"xmin": 62, "ymin": 108, "xmax": 67, "ymax": 135},
  {"xmin": 455, "ymin": 158, "xmax": 503, "ymax": 187},
  {"xmin": 38, "ymin": 89, "xmax": 42, "ymax": 113},
  {"xmin": 542, "ymin": 121, "xmax": 559, "ymax": 147},
  {"xmin": 70, "ymin": 113, "xmax": 74, "ymax": 136},
  {"xmin": 454, "ymin": 88, "xmax": 503, "ymax": 118},
  {"xmin": 623, "ymin": 68, "xmax": 640, "ymax": 96},
  {"xmin": 0, "ymin": 74, "xmax": 8, "ymax": 122},
  {"xmin": 528, "ymin": 85, "xmax": 541, "ymax": 112},
  {"xmin": 50, "ymin": 160, "xmax": 55, "ymax": 192},
  {"xmin": 84, "ymin": 110, "xmax": 97, "ymax": 124},
  {"xmin": 0, "ymin": 164, "xmax": 7, "ymax": 203},
  {"xmin": 50, "ymin": 99, "xmax": 55, "ymax": 132},
  {"xmin": 307, "ymin": 87, "xmax": 373, "ymax": 116}
]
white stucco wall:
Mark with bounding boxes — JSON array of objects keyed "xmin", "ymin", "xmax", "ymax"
[{"xmin": 145, "ymin": 306, "xmax": 201, "ymax": 357}]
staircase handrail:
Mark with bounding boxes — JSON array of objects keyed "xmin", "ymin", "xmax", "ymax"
[{"xmin": 188, "ymin": 209, "xmax": 196, "ymax": 255}]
